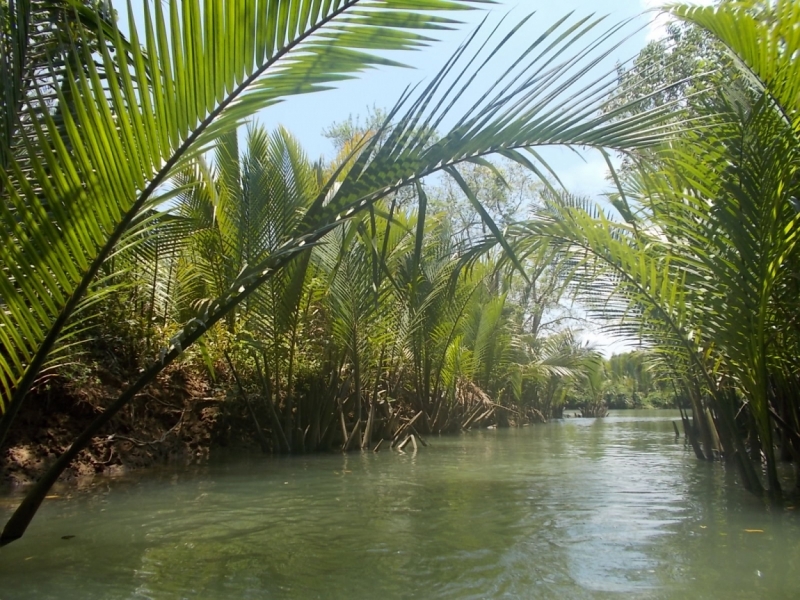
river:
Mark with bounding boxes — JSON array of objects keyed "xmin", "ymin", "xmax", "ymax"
[{"xmin": 1, "ymin": 410, "xmax": 798, "ymax": 599}]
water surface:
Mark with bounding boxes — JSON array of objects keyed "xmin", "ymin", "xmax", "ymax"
[{"xmin": 1, "ymin": 410, "xmax": 798, "ymax": 599}]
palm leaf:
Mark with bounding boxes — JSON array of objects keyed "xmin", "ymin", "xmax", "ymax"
[
  {"xmin": 670, "ymin": 0, "xmax": 800, "ymax": 127},
  {"xmin": 0, "ymin": 9, "xmax": 689, "ymax": 544},
  {"xmin": 0, "ymin": 0, "xmax": 485, "ymax": 442}
]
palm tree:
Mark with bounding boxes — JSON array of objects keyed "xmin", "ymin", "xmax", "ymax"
[
  {"xmin": 170, "ymin": 125, "xmax": 320, "ymax": 452},
  {"xmin": 671, "ymin": 0, "xmax": 800, "ymax": 498},
  {"xmin": 0, "ymin": 0, "xmax": 493, "ymax": 542},
  {"xmin": 518, "ymin": 329, "xmax": 592, "ymax": 420},
  {"xmin": 0, "ymin": 2, "xmax": 683, "ymax": 544},
  {"xmin": 506, "ymin": 1, "xmax": 800, "ymax": 497}
]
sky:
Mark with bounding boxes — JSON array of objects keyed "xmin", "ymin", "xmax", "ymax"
[
  {"xmin": 257, "ymin": 0, "xmax": 656, "ymax": 356},
  {"xmin": 257, "ymin": 0, "xmax": 675, "ymax": 179},
  {"xmin": 121, "ymin": 0, "xmax": 713, "ymax": 197},
  {"xmin": 122, "ymin": 0, "xmax": 712, "ymax": 356},
  {"xmin": 123, "ymin": 0, "xmax": 705, "ymax": 172},
  {"xmin": 245, "ymin": 0, "xmax": 710, "ymax": 247}
]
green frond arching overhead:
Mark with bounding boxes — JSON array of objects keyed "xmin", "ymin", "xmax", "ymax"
[
  {"xmin": 0, "ymin": 0, "xmax": 489, "ymax": 443},
  {"xmin": 504, "ymin": 0, "xmax": 800, "ymax": 492},
  {"xmin": 1, "ymin": 6, "xmax": 689, "ymax": 544},
  {"xmin": 669, "ymin": 0, "xmax": 800, "ymax": 127}
]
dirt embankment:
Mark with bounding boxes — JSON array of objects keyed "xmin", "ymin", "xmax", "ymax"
[{"xmin": 0, "ymin": 366, "xmax": 255, "ymax": 487}]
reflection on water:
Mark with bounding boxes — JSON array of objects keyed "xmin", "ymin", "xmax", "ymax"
[{"xmin": 1, "ymin": 410, "xmax": 799, "ymax": 599}]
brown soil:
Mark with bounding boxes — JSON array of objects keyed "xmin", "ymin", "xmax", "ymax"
[{"xmin": 0, "ymin": 365, "xmax": 252, "ymax": 487}]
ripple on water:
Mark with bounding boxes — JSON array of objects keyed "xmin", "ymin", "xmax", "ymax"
[{"xmin": 1, "ymin": 411, "xmax": 799, "ymax": 599}]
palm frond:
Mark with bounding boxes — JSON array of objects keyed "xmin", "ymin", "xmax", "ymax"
[
  {"xmin": 0, "ymin": 0, "xmax": 481, "ymax": 433},
  {"xmin": 670, "ymin": 0, "xmax": 800, "ymax": 126}
]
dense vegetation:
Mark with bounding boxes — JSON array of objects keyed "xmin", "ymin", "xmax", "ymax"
[
  {"xmin": 508, "ymin": 2, "xmax": 800, "ymax": 498},
  {"xmin": 0, "ymin": 0, "xmax": 798, "ymax": 545}
]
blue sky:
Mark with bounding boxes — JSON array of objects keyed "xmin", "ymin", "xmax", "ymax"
[
  {"xmin": 120, "ymin": 1, "xmax": 711, "ymax": 195},
  {"xmin": 259, "ymin": 1, "xmax": 653, "ymax": 156},
  {"xmin": 248, "ymin": 0, "xmax": 710, "ymax": 202},
  {"xmin": 121, "ymin": 0, "xmax": 711, "ymax": 356},
  {"xmin": 257, "ymin": 0, "xmax": 665, "ymax": 195}
]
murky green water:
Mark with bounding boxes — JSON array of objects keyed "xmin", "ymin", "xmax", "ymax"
[{"xmin": 1, "ymin": 410, "xmax": 799, "ymax": 599}]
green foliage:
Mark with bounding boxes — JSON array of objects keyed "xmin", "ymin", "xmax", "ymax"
[
  {"xmin": 0, "ymin": 0, "xmax": 485, "ymax": 446},
  {"xmin": 0, "ymin": 0, "xmax": 692, "ymax": 544},
  {"xmin": 504, "ymin": 0, "xmax": 800, "ymax": 498},
  {"xmin": 607, "ymin": 20, "xmax": 733, "ymax": 118}
]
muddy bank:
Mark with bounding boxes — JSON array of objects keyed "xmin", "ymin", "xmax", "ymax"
[
  {"xmin": 0, "ymin": 366, "xmax": 259, "ymax": 488},
  {"xmin": 0, "ymin": 365, "xmax": 546, "ymax": 490}
]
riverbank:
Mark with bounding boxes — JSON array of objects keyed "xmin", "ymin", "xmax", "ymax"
[
  {"xmin": 0, "ymin": 366, "xmax": 243, "ymax": 487},
  {"xmin": 1, "ymin": 363, "xmax": 550, "ymax": 487}
]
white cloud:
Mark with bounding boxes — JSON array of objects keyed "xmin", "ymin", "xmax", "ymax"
[
  {"xmin": 578, "ymin": 330, "xmax": 640, "ymax": 358},
  {"xmin": 556, "ymin": 151, "xmax": 617, "ymax": 200},
  {"xmin": 640, "ymin": 0, "xmax": 715, "ymax": 42}
]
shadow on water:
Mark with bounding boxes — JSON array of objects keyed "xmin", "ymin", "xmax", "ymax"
[{"xmin": 1, "ymin": 410, "xmax": 799, "ymax": 599}]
